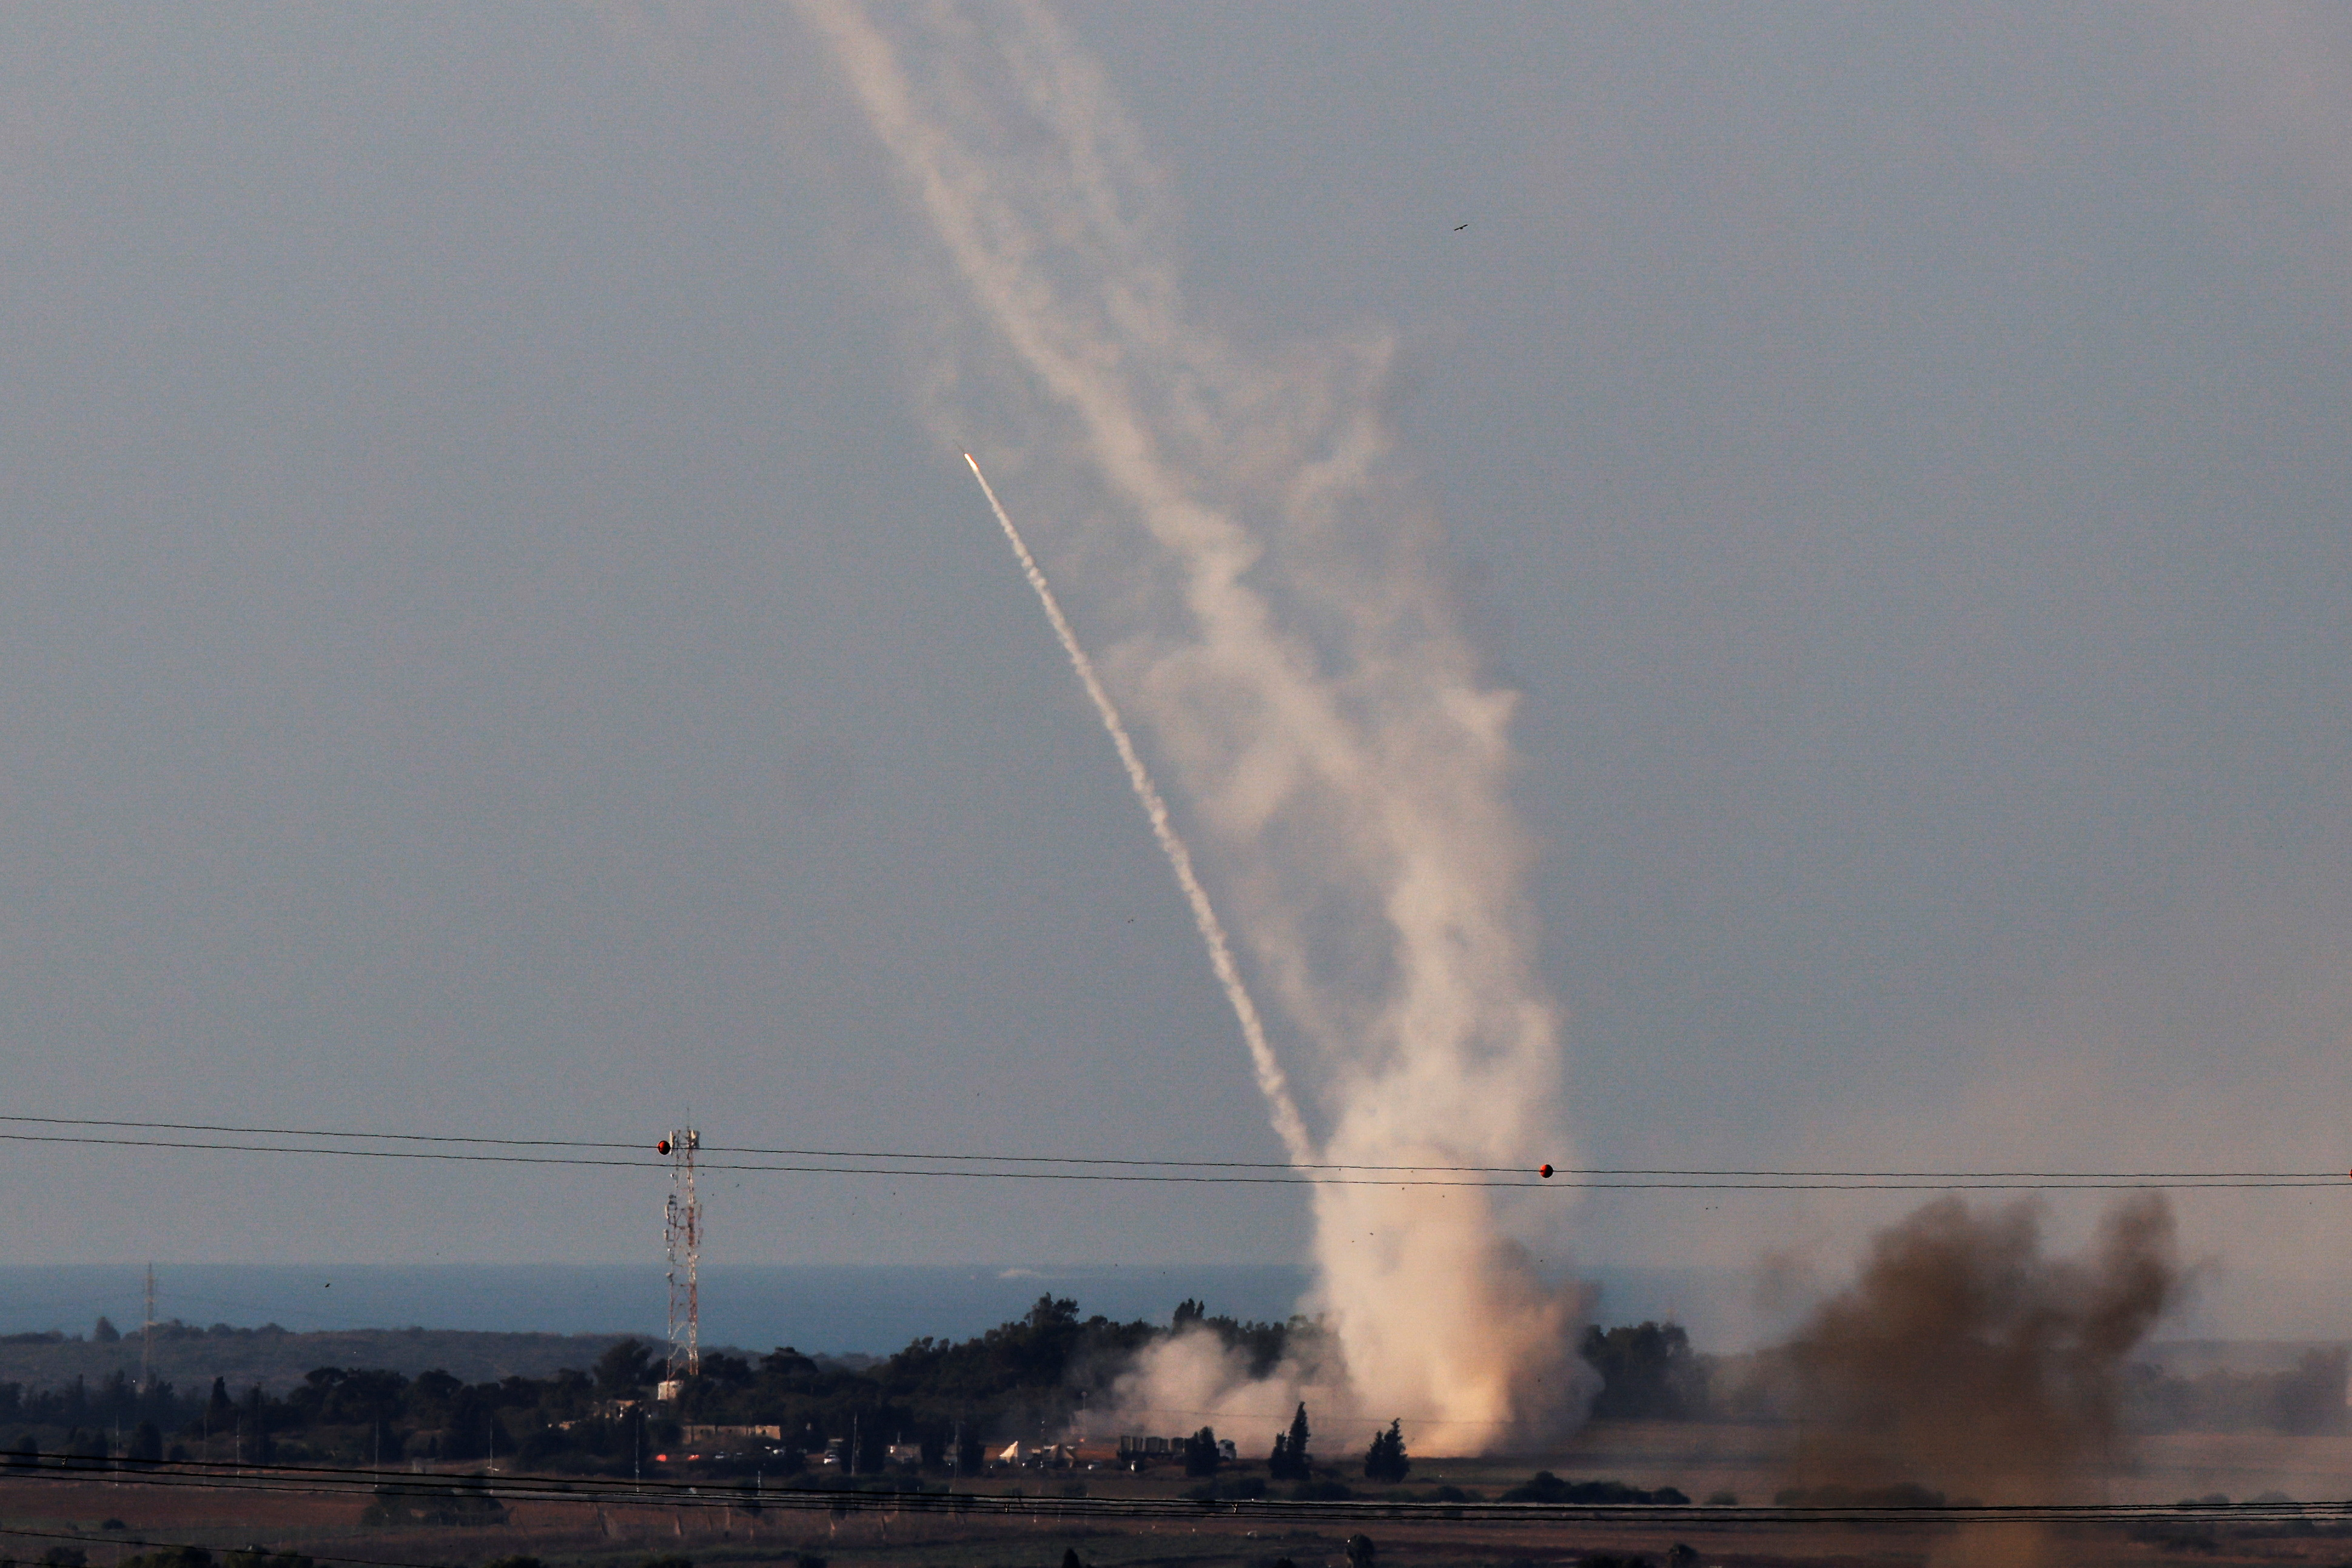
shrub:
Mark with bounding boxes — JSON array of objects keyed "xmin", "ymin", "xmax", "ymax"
[
  {"xmin": 1361, "ymin": 1420, "xmax": 1410, "ymax": 1485},
  {"xmin": 223, "ymin": 1551, "xmax": 313, "ymax": 1568},
  {"xmin": 115, "ymin": 1550, "xmax": 208, "ymax": 1568},
  {"xmin": 1497, "ymin": 1470, "xmax": 1693, "ymax": 1506}
]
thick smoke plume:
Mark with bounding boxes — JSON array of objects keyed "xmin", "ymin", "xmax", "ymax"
[
  {"xmin": 1785, "ymin": 1194, "xmax": 2183, "ymax": 1504},
  {"xmin": 799, "ymin": 0, "xmax": 1592, "ymax": 1450}
]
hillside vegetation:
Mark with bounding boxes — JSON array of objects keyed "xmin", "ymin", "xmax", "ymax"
[{"xmin": 0, "ymin": 1321, "xmax": 630, "ymax": 1396}]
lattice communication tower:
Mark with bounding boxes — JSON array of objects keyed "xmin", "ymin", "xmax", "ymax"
[{"xmin": 662, "ymin": 1128, "xmax": 701, "ymax": 1388}]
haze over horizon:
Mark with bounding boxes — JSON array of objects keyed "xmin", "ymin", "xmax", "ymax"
[{"xmin": 2, "ymin": 4, "xmax": 2349, "ymax": 1350}]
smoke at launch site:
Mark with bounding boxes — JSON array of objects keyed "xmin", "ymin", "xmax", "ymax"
[{"xmin": 799, "ymin": 0, "xmax": 1593, "ymax": 1449}]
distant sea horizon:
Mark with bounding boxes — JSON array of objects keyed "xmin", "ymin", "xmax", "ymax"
[
  {"xmin": 0, "ymin": 1262, "xmax": 2323, "ymax": 1357},
  {"xmin": 0, "ymin": 1264, "xmax": 1313, "ymax": 1358},
  {"xmin": 0, "ymin": 1262, "xmax": 1774, "ymax": 1356}
]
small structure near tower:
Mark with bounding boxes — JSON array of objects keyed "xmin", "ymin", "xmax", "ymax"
[{"xmin": 656, "ymin": 1128, "xmax": 701, "ymax": 1401}]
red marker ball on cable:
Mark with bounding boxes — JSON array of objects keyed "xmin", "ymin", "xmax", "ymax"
[
  {"xmin": 1539, "ymin": 1164, "xmax": 1554, "ymax": 1179},
  {"xmin": 658, "ymin": 1139, "xmax": 671, "ymax": 1156}
]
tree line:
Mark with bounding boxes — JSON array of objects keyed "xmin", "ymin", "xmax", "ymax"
[
  {"xmin": 2, "ymin": 1296, "xmax": 1231, "ymax": 1476},
  {"xmin": 0, "ymin": 1301, "xmax": 1744, "ymax": 1479}
]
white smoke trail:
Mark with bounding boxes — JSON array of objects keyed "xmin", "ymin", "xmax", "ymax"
[
  {"xmin": 963, "ymin": 451, "xmax": 1315, "ymax": 1167},
  {"xmin": 799, "ymin": 0, "xmax": 1593, "ymax": 1451}
]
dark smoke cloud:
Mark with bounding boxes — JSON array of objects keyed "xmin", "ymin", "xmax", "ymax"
[{"xmin": 1786, "ymin": 1194, "xmax": 2182, "ymax": 1503}]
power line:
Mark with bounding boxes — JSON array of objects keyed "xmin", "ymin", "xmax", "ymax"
[
  {"xmin": 0, "ymin": 1116, "xmax": 2344, "ymax": 1190},
  {"xmin": 0, "ymin": 1113, "xmax": 638, "ymax": 1150},
  {"xmin": 0, "ymin": 1113, "xmax": 1576, "ymax": 1171},
  {"xmin": 0, "ymin": 1128, "xmax": 2344, "ymax": 1190},
  {"xmin": 9, "ymin": 1454, "xmax": 2352, "ymax": 1528},
  {"xmin": 0, "ymin": 1129, "xmax": 1562, "ymax": 1185}
]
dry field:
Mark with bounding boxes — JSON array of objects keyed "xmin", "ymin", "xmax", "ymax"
[{"xmin": 5, "ymin": 1431, "xmax": 2351, "ymax": 1568}]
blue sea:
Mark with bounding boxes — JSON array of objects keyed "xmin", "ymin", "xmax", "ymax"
[
  {"xmin": 0, "ymin": 1264, "xmax": 1311, "ymax": 1356},
  {"xmin": 0, "ymin": 1262, "xmax": 1791, "ymax": 1354}
]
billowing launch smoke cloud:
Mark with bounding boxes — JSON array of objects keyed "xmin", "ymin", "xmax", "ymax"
[
  {"xmin": 799, "ymin": 0, "xmax": 1592, "ymax": 1449},
  {"xmin": 1786, "ymin": 1194, "xmax": 2183, "ymax": 1503}
]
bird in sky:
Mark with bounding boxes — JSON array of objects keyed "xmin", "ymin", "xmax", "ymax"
[{"xmin": 1454, "ymin": 222, "xmax": 1469, "ymax": 231}]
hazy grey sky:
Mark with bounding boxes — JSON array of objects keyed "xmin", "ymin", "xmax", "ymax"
[{"xmin": 4, "ymin": 5, "xmax": 2349, "ymax": 1308}]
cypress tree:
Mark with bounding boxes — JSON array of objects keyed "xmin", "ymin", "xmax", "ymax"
[
  {"xmin": 1362, "ymin": 1419, "xmax": 1409, "ymax": 1484},
  {"xmin": 1271, "ymin": 1402, "xmax": 1311, "ymax": 1479}
]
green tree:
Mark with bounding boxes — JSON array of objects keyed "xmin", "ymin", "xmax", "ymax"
[
  {"xmin": 1361, "ymin": 1419, "xmax": 1409, "ymax": 1484},
  {"xmin": 759, "ymin": 1346, "xmax": 818, "ymax": 1380},
  {"xmin": 1581, "ymin": 1321, "xmax": 1702, "ymax": 1420},
  {"xmin": 92, "ymin": 1317, "xmax": 119, "ymax": 1344},
  {"xmin": 240, "ymin": 1385, "xmax": 275, "ymax": 1463},
  {"xmin": 1181, "ymin": 1426, "xmax": 1220, "ymax": 1478},
  {"xmin": 1268, "ymin": 1401, "xmax": 1311, "ymax": 1479},
  {"xmin": 127, "ymin": 1421, "xmax": 164, "ymax": 1467},
  {"xmin": 595, "ymin": 1339, "xmax": 656, "ymax": 1398}
]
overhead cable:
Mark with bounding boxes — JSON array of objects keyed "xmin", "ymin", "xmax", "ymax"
[
  {"xmin": 0, "ymin": 1116, "xmax": 2342, "ymax": 1190},
  {"xmin": 8, "ymin": 1455, "xmax": 2352, "ymax": 1527}
]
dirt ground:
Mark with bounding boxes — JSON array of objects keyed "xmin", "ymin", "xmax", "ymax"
[{"xmin": 5, "ymin": 1428, "xmax": 2352, "ymax": 1568}]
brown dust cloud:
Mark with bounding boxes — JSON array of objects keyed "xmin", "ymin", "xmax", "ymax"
[{"xmin": 1787, "ymin": 1194, "xmax": 2182, "ymax": 1499}]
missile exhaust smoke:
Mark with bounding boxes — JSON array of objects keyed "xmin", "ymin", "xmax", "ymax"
[
  {"xmin": 962, "ymin": 452, "xmax": 1314, "ymax": 1167},
  {"xmin": 804, "ymin": 1, "xmax": 1594, "ymax": 1450}
]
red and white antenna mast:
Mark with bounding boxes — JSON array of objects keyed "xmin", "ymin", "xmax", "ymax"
[{"xmin": 661, "ymin": 1127, "xmax": 701, "ymax": 1395}]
